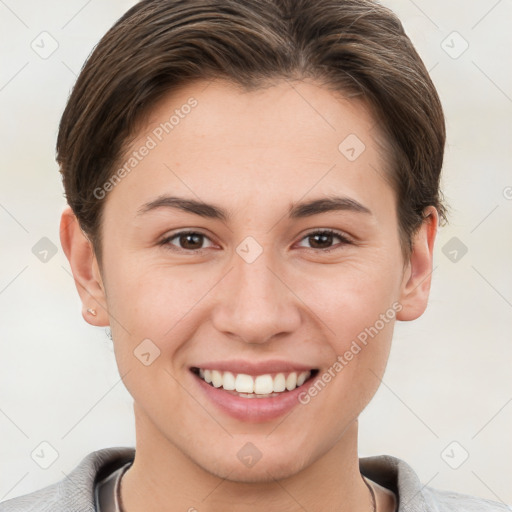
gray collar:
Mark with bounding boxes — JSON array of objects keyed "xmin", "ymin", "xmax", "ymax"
[{"xmin": 95, "ymin": 460, "xmax": 131, "ymax": 512}]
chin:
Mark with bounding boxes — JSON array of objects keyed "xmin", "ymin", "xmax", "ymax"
[{"xmin": 195, "ymin": 446, "xmax": 310, "ymax": 483}]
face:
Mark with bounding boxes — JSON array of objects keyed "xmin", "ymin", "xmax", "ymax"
[{"xmin": 62, "ymin": 78, "xmax": 436, "ymax": 482}]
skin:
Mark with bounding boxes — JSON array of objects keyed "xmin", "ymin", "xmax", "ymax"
[{"xmin": 60, "ymin": 78, "xmax": 437, "ymax": 512}]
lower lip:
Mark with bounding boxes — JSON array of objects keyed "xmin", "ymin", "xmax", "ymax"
[{"xmin": 192, "ymin": 371, "xmax": 315, "ymax": 423}]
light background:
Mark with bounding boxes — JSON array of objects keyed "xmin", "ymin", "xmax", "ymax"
[{"xmin": 0, "ymin": 0, "xmax": 511, "ymax": 505}]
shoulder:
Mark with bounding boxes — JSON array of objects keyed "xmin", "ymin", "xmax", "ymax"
[
  {"xmin": 360, "ymin": 454, "xmax": 511, "ymax": 512},
  {"xmin": 0, "ymin": 446, "xmax": 135, "ymax": 512}
]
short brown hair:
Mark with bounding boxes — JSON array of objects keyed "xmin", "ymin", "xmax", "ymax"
[{"xmin": 57, "ymin": 0, "xmax": 447, "ymax": 268}]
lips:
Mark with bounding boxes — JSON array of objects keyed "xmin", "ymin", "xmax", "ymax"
[{"xmin": 190, "ymin": 364, "xmax": 319, "ymax": 422}]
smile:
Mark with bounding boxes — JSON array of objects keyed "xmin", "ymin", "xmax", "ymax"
[{"xmin": 192, "ymin": 367, "xmax": 318, "ymax": 398}]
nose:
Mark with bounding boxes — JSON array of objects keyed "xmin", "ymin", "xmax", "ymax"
[{"xmin": 210, "ymin": 245, "xmax": 302, "ymax": 345}]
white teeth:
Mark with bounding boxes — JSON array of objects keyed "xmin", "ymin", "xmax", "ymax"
[
  {"xmin": 196, "ymin": 369, "xmax": 312, "ymax": 395},
  {"xmin": 273, "ymin": 373, "xmax": 286, "ymax": 392},
  {"xmin": 285, "ymin": 372, "xmax": 297, "ymax": 390},
  {"xmin": 222, "ymin": 371, "xmax": 236, "ymax": 391},
  {"xmin": 254, "ymin": 375, "xmax": 274, "ymax": 395},
  {"xmin": 211, "ymin": 370, "xmax": 223, "ymax": 388},
  {"xmin": 297, "ymin": 371, "xmax": 309, "ymax": 386},
  {"xmin": 235, "ymin": 373, "xmax": 254, "ymax": 393}
]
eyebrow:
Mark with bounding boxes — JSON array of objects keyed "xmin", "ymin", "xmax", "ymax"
[{"xmin": 135, "ymin": 194, "xmax": 372, "ymax": 221}]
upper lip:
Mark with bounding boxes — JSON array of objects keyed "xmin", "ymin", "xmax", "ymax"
[{"xmin": 191, "ymin": 359, "xmax": 317, "ymax": 375}]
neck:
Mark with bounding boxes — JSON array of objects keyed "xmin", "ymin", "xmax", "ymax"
[{"xmin": 121, "ymin": 405, "xmax": 374, "ymax": 512}]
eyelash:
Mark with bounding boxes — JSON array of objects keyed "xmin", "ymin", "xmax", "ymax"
[{"xmin": 158, "ymin": 229, "xmax": 353, "ymax": 254}]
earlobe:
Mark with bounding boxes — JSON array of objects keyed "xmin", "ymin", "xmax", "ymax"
[
  {"xmin": 396, "ymin": 206, "xmax": 438, "ymax": 321},
  {"xmin": 59, "ymin": 205, "xmax": 109, "ymax": 326}
]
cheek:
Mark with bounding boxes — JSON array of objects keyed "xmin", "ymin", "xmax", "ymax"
[
  {"xmin": 104, "ymin": 263, "xmax": 206, "ymax": 385},
  {"xmin": 299, "ymin": 314, "xmax": 396, "ymax": 435},
  {"xmin": 296, "ymin": 255, "xmax": 400, "ymax": 406},
  {"xmin": 105, "ymin": 258, "xmax": 213, "ymax": 339},
  {"xmin": 303, "ymin": 257, "xmax": 402, "ymax": 344}
]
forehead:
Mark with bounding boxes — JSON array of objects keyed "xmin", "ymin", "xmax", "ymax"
[
  {"xmin": 104, "ymin": 78, "xmax": 394, "ymax": 222},
  {"xmin": 142, "ymin": 78, "xmax": 380, "ymax": 155}
]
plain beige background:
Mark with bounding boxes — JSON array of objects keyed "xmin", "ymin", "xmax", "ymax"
[{"xmin": 0, "ymin": 0, "xmax": 511, "ymax": 505}]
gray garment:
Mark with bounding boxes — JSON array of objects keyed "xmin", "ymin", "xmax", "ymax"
[
  {"xmin": 95, "ymin": 460, "xmax": 132, "ymax": 511},
  {"xmin": 0, "ymin": 446, "xmax": 509, "ymax": 511}
]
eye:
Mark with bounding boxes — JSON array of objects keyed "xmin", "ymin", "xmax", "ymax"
[
  {"xmin": 296, "ymin": 229, "xmax": 352, "ymax": 252},
  {"xmin": 159, "ymin": 231, "xmax": 215, "ymax": 252},
  {"xmin": 159, "ymin": 228, "xmax": 352, "ymax": 254}
]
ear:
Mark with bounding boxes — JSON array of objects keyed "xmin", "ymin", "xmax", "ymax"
[
  {"xmin": 59, "ymin": 205, "xmax": 109, "ymax": 326},
  {"xmin": 396, "ymin": 206, "xmax": 438, "ymax": 321}
]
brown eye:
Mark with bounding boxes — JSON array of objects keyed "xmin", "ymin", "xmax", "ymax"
[
  {"xmin": 177, "ymin": 233, "xmax": 204, "ymax": 250},
  {"xmin": 298, "ymin": 230, "xmax": 351, "ymax": 251},
  {"xmin": 160, "ymin": 231, "xmax": 214, "ymax": 252}
]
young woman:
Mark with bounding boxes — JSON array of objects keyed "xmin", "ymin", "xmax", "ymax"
[{"xmin": 1, "ymin": 1, "xmax": 508, "ymax": 511}]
